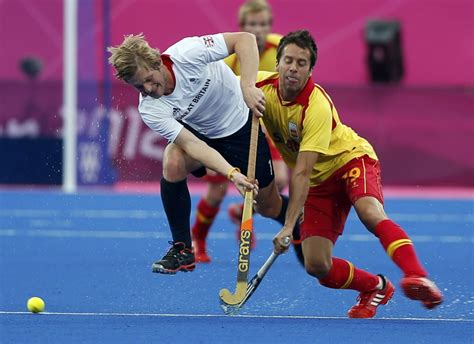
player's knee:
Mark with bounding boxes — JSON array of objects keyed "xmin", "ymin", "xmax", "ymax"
[
  {"xmin": 162, "ymin": 160, "xmax": 187, "ymax": 182},
  {"xmin": 254, "ymin": 184, "xmax": 282, "ymax": 218},
  {"xmin": 305, "ymin": 259, "xmax": 332, "ymax": 279},
  {"xmin": 354, "ymin": 198, "xmax": 387, "ymax": 231},
  {"xmin": 274, "ymin": 175, "xmax": 288, "ymax": 192},
  {"xmin": 359, "ymin": 211, "xmax": 388, "ymax": 232}
]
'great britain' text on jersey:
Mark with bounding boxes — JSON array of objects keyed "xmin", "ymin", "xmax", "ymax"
[{"xmin": 177, "ymin": 79, "xmax": 211, "ymax": 120}]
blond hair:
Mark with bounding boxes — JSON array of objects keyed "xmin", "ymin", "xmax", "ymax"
[
  {"xmin": 107, "ymin": 34, "xmax": 161, "ymax": 81},
  {"xmin": 238, "ymin": 0, "xmax": 273, "ymax": 26}
]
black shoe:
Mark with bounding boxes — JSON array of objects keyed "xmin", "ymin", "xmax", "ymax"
[{"xmin": 152, "ymin": 242, "xmax": 196, "ymax": 274}]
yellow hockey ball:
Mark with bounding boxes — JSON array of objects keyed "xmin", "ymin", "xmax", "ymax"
[{"xmin": 27, "ymin": 297, "xmax": 45, "ymax": 313}]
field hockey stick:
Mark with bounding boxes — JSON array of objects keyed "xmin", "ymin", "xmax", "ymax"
[
  {"xmin": 219, "ymin": 115, "xmax": 260, "ymax": 306},
  {"xmin": 220, "ymin": 237, "xmax": 291, "ymax": 315}
]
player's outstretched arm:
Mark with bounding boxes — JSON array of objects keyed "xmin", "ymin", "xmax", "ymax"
[{"xmin": 174, "ymin": 127, "xmax": 256, "ymax": 194}]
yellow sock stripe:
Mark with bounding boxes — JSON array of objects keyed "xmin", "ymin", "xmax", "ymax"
[
  {"xmin": 340, "ymin": 260, "xmax": 354, "ymax": 289},
  {"xmin": 361, "ymin": 158, "xmax": 367, "ymax": 193},
  {"xmin": 387, "ymin": 239, "xmax": 413, "ymax": 258},
  {"xmin": 196, "ymin": 212, "xmax": 214, "ymax": 224}
]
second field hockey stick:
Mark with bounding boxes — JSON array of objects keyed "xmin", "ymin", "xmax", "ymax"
[
  {"xmin": 220, "ymin": 237, "xmax": 291, "ymax": 315},
  {"xmin": 219, "ymin": 115, "xmax": 260, "ymax": 306}
]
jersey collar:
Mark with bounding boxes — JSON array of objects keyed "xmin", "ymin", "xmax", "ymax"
[
  {"xmin": 275, "ymin": 76, "xmax": 315, "ymax": 106},
  {"xmin": 161, "ymin": 54, "xmax": 176, "ymax": 87}
]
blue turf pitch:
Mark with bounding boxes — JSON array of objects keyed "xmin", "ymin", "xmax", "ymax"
[{"xmin": 0, "ymin": 190, "xmax": 473, "ymax": 343}]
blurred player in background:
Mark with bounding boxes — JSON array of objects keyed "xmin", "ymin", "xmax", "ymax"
[
  {"xmin": 263, "ymin": 30, "xmax": 443, "ymax": 318},
  {"xmin": 108, "ymin": 32, "xmax": 300, "ymax": 275},
  {"xmin": 191, "ymin": 0, "xmax": 300, "ymax": 265}
]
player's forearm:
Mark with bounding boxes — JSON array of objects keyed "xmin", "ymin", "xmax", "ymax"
[
  {"xmin": 185, "ymin": 140, "xmax": 234, "ymax": 178},
  {"xmin": 234, "ymin": 33, "xmax": 259, "ymax": 88},
  {"xmin": 175, "ymin": 128, "xmax": 237, "ymax": 178},
  {"xmin": 285, "ymin": 172, "xmax": 310, "ymax": 229}
]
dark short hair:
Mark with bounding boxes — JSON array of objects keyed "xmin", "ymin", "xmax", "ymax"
[{"xmin": 276, "ymin": 30, "xmax": 318, "ymax": 69}]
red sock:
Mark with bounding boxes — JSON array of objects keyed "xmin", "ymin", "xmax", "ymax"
[
  {"xmin": 191, "ymin": 198, "xmax": 220, "ymax": 241},
  {"xmin": 318, "ymin": 257, "xmax": 379, "ymax": 292},
  {"xmin": 375, "ymin": 219, "xmax": 427, "ymax": 277}
]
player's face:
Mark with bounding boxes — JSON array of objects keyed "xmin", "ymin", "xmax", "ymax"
[
  {"xmin": 128, "ymin": 65, "xmax": 166, "ymax": 99},
  {"xmin": 277, "ymin": 44, "xmax": 313, "ymax": 98},
  {"xmin": 241, "ymin": 10, "xmax": 271, "ymax": 51}
]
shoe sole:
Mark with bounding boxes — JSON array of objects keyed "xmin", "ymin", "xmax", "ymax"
[
  {"xmin": 401, "ymin": 280, "xmax": 443, "ymax": 309},
  {"xmin": 152, "ymin": 263, "xmax": 196, "ymax": 274}
]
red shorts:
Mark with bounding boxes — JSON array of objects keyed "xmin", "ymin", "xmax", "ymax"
[{"xmin": 300, "ymin": 155, "xmax": 384, "ymax": 244}]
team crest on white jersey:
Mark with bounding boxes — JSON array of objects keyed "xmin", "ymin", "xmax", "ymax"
[
  {"xmin": 289, "ymin": 122, "xmax": 299, "ymax": 140},
  {"xmin": 202, "ymin": 36, "xmax": 215, "ymax": 48},
  {"xmin": 172, "ymin": 107, "xmax": 181, "ymax": 116}
]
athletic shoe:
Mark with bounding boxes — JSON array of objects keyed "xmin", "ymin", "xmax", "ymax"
[
  {"xmin": 152, "ymin": 242, "xmax": 195, "ymax": 274},
  {"xmin": 347, "ymin": 275, "xmax": 395, "ymax": 318},
  {"xmin": 400, "ymin": 276, "xmax": 443, "ymax": 309},
  {"xmin": 193, "ymin": 238, "xmax": 211, "ymax": 263}
]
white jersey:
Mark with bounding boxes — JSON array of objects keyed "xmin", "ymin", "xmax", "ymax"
[{"xmin": 138, "ymin": 34, "xmax": 249, "ymax": 142}]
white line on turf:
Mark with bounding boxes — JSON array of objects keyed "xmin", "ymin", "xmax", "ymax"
[
  {"xmin": 0, "ymin": 311, "xmax": 472, "ymax": 322},
  {"xmin": 0, "ymin": 209, "xmax": 473, "ymax": 223},
  {"xmin": 0, "ymin": 229, "xmax": 472, "ymax": 243}
]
